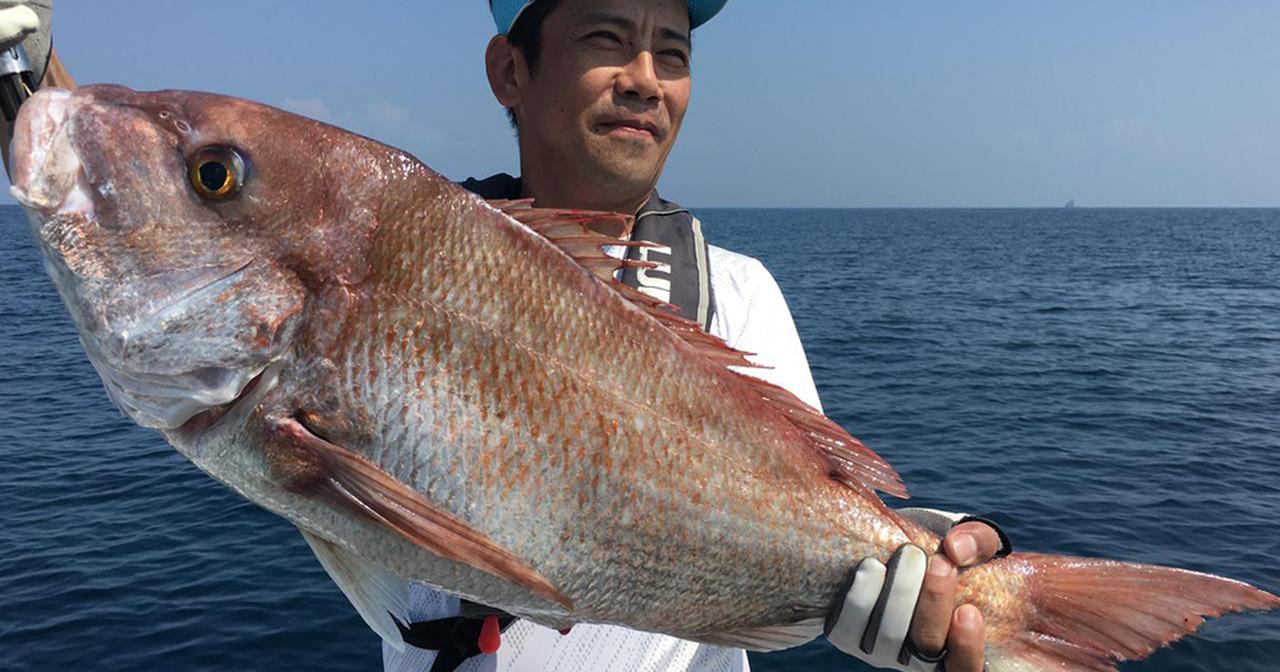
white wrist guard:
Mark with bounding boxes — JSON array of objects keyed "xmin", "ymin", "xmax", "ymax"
[{"xmin": 825, "ymin": 544, "xmax": 940, "ymax": 671}]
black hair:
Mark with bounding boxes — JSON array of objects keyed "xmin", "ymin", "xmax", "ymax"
[{"xmin": 502, "ymin": 0, "xmax": 562, "ymax": 130}]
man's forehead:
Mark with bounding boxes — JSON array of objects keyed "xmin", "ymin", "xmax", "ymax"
[{"xmin": 554, "ymin": 0, "xmax": 691, "ymax": 36}]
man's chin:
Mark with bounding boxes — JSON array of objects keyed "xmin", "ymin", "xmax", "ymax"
[
  {"xmin": 592, "ymin": 164, "xmax": 660, "ymax": 192},
  {"xmin": 588, "ymin": 149, "xmax": 665, "ymax": 181}
]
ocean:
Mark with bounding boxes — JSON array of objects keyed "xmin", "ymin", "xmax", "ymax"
[{"xmin": 2, "ymin": 205, "xmax": 1278, "ymax": 671}]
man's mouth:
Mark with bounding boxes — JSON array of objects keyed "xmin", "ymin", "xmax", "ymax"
[{"xmin": 597, "ymin": 118, "xmax": 661, "ymax": 140}]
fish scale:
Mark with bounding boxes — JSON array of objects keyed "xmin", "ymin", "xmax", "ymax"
[
  {"xmin": 12, "ymin": 85, "xmax": 1279, "ymax": 669},
  {"xmin": 293, "ymin": 188, "xmax": 910, "ymax": 638}
]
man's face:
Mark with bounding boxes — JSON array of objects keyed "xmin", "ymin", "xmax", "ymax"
[{"xmin": 514, "ymin": 0, "xmax": 693, "ymax": 207}]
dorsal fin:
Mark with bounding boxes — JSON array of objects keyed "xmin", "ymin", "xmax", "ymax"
[
  {"xmin": 490, "ymin": 198, "xmax": 633, "ymax": 238},
  {"xmin": 490, "ymin": 200, "xmax": 908, "ymax": 499}
]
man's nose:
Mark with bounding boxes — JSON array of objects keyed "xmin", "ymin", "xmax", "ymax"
[{"xmin": 615, "ymin": 51, "xmax": 662, "ymax": 103}]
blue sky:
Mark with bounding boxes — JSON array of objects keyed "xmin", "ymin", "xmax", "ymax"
[{"xmin": 11, "ymin": 1, "xmax": 1280, "ymax": 207}]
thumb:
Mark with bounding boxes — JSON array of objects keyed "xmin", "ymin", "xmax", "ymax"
[{"xmin": 0, "ymin": 5, "xmax": 38, "ymax": 45}]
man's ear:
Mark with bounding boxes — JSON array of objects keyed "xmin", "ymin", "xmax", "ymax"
[{"xmin": 486, "ymin": 35, "xmax": 525, "ymax": 111}]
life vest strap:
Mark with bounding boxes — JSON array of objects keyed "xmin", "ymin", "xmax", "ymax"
[{"xmin": 398, "ymin": 602, "xmax": 517, "ymax": 672}]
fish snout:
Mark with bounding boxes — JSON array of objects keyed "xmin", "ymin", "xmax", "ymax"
[{"xmin": 10, "ymin": 88, "xmax": 85, "ymax": 217}]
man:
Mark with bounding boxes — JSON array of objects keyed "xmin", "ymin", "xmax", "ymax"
[
  {"xmin": 391, "ymin": 3, "xmax": 1006, "ymax": 672},
  {"xmin": 0, "ymin": 2, "xmax": 1005, "ymax": 671}
]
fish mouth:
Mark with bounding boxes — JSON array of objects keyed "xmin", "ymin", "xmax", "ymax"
[
  {"xmin": 88, "ymin": 355, "xmax": 270, "ymax": 431},
  {"xmin": 174, "ymin": 362, "xmax": 280, "ymax": 441}
]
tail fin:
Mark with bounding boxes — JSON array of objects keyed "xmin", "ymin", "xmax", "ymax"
[{"xmin": 974, "ymin": 552, "xmax": 1280, "ymax": 671}]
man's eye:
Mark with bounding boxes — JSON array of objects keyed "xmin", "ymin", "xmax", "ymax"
[
  {"xmin": 659, "ymin": 50, "xmax": 689, "ymax": 68},
  {"xmin": 585, "ymin": 31, "xmax": 624, "ymax": 47}
]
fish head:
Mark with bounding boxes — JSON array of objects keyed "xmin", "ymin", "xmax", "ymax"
[{"xmin": 11, "ymin": 85, "xmax": 392, "ymax": 432}]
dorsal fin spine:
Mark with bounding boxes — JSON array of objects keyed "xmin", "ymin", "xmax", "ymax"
[{"xmin": 489, "ymin": 200, "xmax": 908, "ymax": 499}]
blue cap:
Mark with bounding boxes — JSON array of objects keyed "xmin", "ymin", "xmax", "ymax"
[{"xmin": 491, "ymin": 0, "xmax": 728, "ymax": 35}]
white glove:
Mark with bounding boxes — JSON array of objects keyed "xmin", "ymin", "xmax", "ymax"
[
  {"xmin": 824, "ymin": 509, "xmax": 1010, "ymax": 671},
  {"xmin": 0, "ymin": 3, "xmax": 38, "ymax": 50},
  {"xmin": 0, "ymin": 1, "xmax": 52, "ymax": 85}
]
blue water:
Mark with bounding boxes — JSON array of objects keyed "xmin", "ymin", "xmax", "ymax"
[{"xmin": 2, "ymin": 206, "xmax": 1278, "ymax": 671}]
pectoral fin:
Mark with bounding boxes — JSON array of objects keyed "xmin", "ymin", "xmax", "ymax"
[
  {"xmin": 300, "ymin": 528, "xmax": 410, "ymax": 652},
  {"xmin": 273, "ymin": 416, "xmax": 572, "ymax": 610}
]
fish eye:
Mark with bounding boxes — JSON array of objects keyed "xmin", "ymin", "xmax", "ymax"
[{"xmin": 188, "ymin": 146, "xmax": 246, "ymax": 200}]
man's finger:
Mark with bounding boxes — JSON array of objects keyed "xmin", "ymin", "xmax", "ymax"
[
  {"xmin": 0, "ymin": 5, "xmax": 38, "ymax": 40},
  {"xmin": 907, "ymin": 553, "xmax": 956, "ymax": 657},
  {"xmin": 943, "ymin": 604, "xmax": 985, "ymax": 672},
  {"xmin": 942, "ymin": 521, "xmax": 1003, "ymax": 567}
]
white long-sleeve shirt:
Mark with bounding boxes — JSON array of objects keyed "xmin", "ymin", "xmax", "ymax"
[{"xmin": 383, "ymin": 244, "xmax": 821, "ymax": 672}]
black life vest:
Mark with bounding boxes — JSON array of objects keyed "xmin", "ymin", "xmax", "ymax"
[
  {"xmin": 396, "ymin": 609, "xmax": 516, "ymax": 672},
  {"xmin": 460, "ymin": 173, "xmax": 716, "ymax": 330}
]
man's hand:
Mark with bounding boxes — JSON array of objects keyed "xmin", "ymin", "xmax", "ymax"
[
  {"xmin": 0, "ymin": 3, "xmax": 39, "ymax": 50},
  {"xmin": 825, "ymin": 511, "xmax": 1009, "ymax": 671},
  {"xmin": 0, "ymin": 2, "xmax": 56, "ymax": 88},
  {"xmin": 907, "ymin": 521, "xmax": 1005, "ymax": 671},
  {"xmin": 0, "ymin": 1, "xmax": 69, "ymax": 173}
]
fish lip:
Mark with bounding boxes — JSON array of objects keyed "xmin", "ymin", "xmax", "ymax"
[
  {"xmin": 10, "ymin": 184, "xmax": 49, "ymax": 211},
  {"xmin": 11, "ymin": 88, "xmax": 82, "ymax": 216}
]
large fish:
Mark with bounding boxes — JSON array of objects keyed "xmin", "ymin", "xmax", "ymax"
[{"xmin": 11, "ymin": 84, "xmax": 1278, "ymax": 671}]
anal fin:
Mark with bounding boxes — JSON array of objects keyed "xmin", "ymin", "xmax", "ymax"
[
  {"xmin": 273, "ymin": 417, "xmax": 573, "ymax": 611},
  {"xmin": 300, "ymin": 528, "xmax": 410, "ymax": 652}
]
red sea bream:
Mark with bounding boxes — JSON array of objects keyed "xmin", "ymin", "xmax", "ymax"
[{"xmin": 11, "ymin": 85, "xmax": 1279, "ymax": 671}]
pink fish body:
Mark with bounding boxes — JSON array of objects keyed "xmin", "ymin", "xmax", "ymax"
[{"xmin": 11, "ymin": 85, "xmax": 1278, "ymax": 670}]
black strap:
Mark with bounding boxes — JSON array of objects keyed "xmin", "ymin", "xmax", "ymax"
[
  {"xmin": 0, "ymin": 44, "xmax": 38, "ymax": 124},
  {"xmin": 622, "ymin": 192, "xmax": 716, "ymax": 330},
  {"xmin": 458, "ymin": 175, "xmax": 717, "ymax": 331},
  {"xmin": 397, "ymin": 602, "xmax": 517, "ymax": 672}
]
